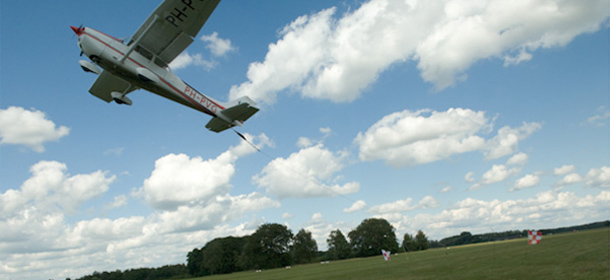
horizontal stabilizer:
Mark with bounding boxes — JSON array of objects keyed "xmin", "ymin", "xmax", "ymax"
[{"xmin": 205, "ymin": 98, "xmax": 259, "ymax": 133}]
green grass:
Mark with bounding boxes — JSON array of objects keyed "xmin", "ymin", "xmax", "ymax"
[{"xmin": 185, "ymin": 228, "xmax": 609, "ymax": 280}]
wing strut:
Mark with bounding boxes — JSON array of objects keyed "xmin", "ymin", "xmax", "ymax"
[{"xmin": 119, "ymin": 14, "xmax": 159, "ymax": 64}]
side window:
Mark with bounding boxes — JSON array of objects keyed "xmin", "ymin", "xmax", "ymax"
[
  {"xmin": 135, "ymin": 45, "xmax": 153, "ymax": 61},
  {"xmin": 154, "ymin": 57, "xmax": 169, "ymax": 69}
]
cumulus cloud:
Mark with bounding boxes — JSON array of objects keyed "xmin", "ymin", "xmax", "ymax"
[
  {"xmin": 229, "ymin": 0, "xmax": 609, "ymax": 104},
  {"xmin": 0, "ymin": 161, "xmax": 115, "ymax": 216},
  {"xmin": 584, "ymin": 107, "xmax": 610, "ymax": 126},
  {"xmin": 507, "ymin": 152, "xmax": 529, "ymax": 166},
  {"xmin": 169, "ymin": 51, "xmax": 216, "ymax": 71},
  {"xmin": 484, "ymin": 123, "xmax": 542, "ymax": 159},
  {"xmin": 141, "ymin": 134, "xmax": 271, "ymax": 210},
  {"xmin": 370, "ymin": 195, "xmax": 440, "ymax": 214},
  {"xmin": 510, "ymin": 174, "xmax": 540, "ymax": 191},
  {"xmin": 0, "ymin": 106, "xmax": 70, "ymax": 152},
  {"xmin": 560, "ymin": 173, "xmax": 583, "ymax": 185},
  {"xmin": 253, "ymin": 144, "xmax": 359, "ymax": 198},
  {"xmin": 0, "ymin": 160, "xmax": 115, "ymax": 257},
  {"xmin": 554, "ymin": 165, "xmax": 576, "ymax": 176},
  {"xmin": 343, "ymin": 200, "xmax": 366, "ymax": 213},
  {"xmin": 555, "ymin": 166, "xmax": 609, "ymax": 188},
  {"xmin": 584, "ymin": 166, "xmax": 610, "ymax": 188},
  {"xmin": 384, "ymin": 190, "xmax": 610, "ymax": 239},
  {"xmin": 464, "ymin": 172, "xmax": 476, "ymax": 183},
  {"xmin": 354, "ymin": 108, "xmax": 540, "ymax": 167},
  {"xmin": 468, "ymin": 153, "xmax": 529, "ymax": 191},
  {"xmin": 355, "ymin": 108, "xmax": 488, "ymax": 166},
  {"xmin": 201, "ymin": 32, "xmax": 236, "ymax": 57},
  {"xmin": 1, "ymin": 139, "xmax": 280, "ymax": 279}
]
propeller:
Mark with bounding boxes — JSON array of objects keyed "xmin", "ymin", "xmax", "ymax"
[
  {"xmin": 70, "ymin": 24, "xmax": 85, "ymax": 56},
  {"xmin": 70, "ymin": 24, "xmax": 84, "ymax": 38}
]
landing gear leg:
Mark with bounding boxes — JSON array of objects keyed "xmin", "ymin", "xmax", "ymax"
[{"xmin": 111, "ymin": 86, "xmax": 133, "ymax": 106}]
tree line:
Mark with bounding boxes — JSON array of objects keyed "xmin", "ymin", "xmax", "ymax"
[
  {"xmin": 186, "ymin": 218, "xmax": 430, "ymax": 277},
  {"xmin": 76, "ymin": 220, "xmax": 609, "ymax": 279},
  {"xmin": 435, "ymin": 220, "xmax": 610, "ymax": 247},
  {"xmin": 75, "ymin": 264, "xmax": 188, "ymax": 280}
]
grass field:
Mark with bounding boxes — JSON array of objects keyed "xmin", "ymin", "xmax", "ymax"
[{"xmin": 185, "ymin": 228, "xmax": 609, "ymax": 280}]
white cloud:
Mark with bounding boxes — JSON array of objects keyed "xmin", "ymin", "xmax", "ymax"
[
  {"xmin": 355, "ymin": 108, "xmax": 540, "ymax": 167},
  {"xmin": 106, "ymin": 195, "xmax": 128, "ymax": 210},
  {"xmin": 296, "ymin": 128, "xmax": 333, "ymax": 148},
  {"xmin": 560, "ymin": 173, "xmax": 583, "ymax": 185},
  {"xmin": 556, "ymin": 166, "xmax": 609, "ymax": 188},
  {"xmin": 510, "ymin": 174, "xmax": 540, "ymax": 191},
  {"xmin": 169, "ymin": 51, "xmax": 216, "ymax": 71},
  {"xmin": 0, "ymin": 106, "xmax": 70, "ymax": 152},
  {"xmin": 554, "ymin": 164, "xmax": 576, "ymax": 175},
  {"xmin": 355, "ymin": 108, "xmax": 488, "ymax": 166},
  {"xmin": 296, "ymin": 137, "xmax": 314, "ymax": 148},
  {"xmin": 253, "ymin": 144, "xmax": 359, "ymax": 198},
  {"xmin": 0, "ymin": 160, "xmax": 115, "ymax": 216},
  {"xmin": 230, "ymin": 0, "xmax": 609, "ymax": 104},
  {"xmin": 584, "ymin": 166, "xmax": 610, "ymax": 188},
  {"xmin": 156, "ymin": 192, "xmax": 279, "ymax": 233},
  {"xmin": 0, "ymin": 160, "xmax": 115, "ymax": 258},
  {"xmin": 343, "ymin": 200, "xmax": 366, "ymax": 213},
  {"xmin": 201, "ymin": 32, "xmax": 236, "ymax": 57},
  {"xmin": 141, "ymin": 134, "xmax": 270, "ymax": 210},
  {"xmin": 481, "ymin": 165, "xmax": 515, "ymax": 185},
  {"xmin": 584, "ymin": 107, "xmax": 610, "ymax": 126},
  {"xmin": 464, "ymin": 172, "xmax": 476, "ymax": 183},
  {"xmin": 1, "ymin": 140, "xmax": 279, "ymax": 280},
  {"xmin": 507, "ymin": 152, "xmax": 529, "ymax": 166},
  {"xmin": 484, "ymin": 122, "xmax": 542, "ymax": 159},
  {"xmin": 387, "ymin": 190, "xmax": 610, "ymax": 240},
  {"xmin": 469, "ymin": 160, "xmax": 522, "ymax": 191},
  {"xmin": 370, "ymin": 195, "xmax": 439, "ymax": 214}
]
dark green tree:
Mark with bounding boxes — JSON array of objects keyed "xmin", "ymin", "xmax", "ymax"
[
  {"xmin": 327, "ymin": 229, "xmax": 351, "ymax": 260},
  {"xmin": 187, "ymin": 247, "xmax": 207, "ymax": 276},
  {"xmin": 239, "ymin": 223, "xmax": 294, "ymax": 269},
  {"xmin": 201, "ymin": 237, "xmax": 242, "ymax": 275},
  {"xmin": 401, "ymin": 233, "xmax": 417, "ymax": 252},
  {"xmin": 291, "ymin": 229, "xmax": 318, "ymax": 264},
  {"xmin": 414, "ymin": 230, "xmax": 430, "ymax": 251},
  {"xmin": 348, "ymin": 218, "xmax": 399, "ymax": 257}
]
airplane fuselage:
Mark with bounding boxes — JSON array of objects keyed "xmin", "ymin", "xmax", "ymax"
[{"xmin": 75, "ymin": 26, "xmax": 225, "ymax": 116}]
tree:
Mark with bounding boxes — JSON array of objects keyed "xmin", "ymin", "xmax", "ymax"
[
  {"xmin": 327, "ymin": 229, "xmax": 351, "ymax": 260},
  {"xmin": 401, "ymin": 233, "xmax": 416, "ymax": 252},
  {"xmin": 204, "ymin": 236, "xmax": 245, "ymax": 274},
  {"xmin": 187, "ymin": 247, "xmax": 207, "ymax": 276},
  {"xmin": 348, "ymin": 218, "xmax": 399, "ymax": 257},
  {"xmin": 291, "ymin": 229, "xmax": 318, "ymax": 264},
  {"xmin": 414, "ymin": 230, "xmax": 430, "ymax": 251},
  {"xmin": 239, "ymin": 223, "xmax": 294, "ymax": 269}
]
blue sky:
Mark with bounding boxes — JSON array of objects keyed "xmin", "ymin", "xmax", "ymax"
[{"xmin": 1, "ymin": 0, "xmax": 609, "ymax": 279}]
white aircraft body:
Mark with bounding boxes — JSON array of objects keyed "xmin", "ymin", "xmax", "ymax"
[{"xmin": 72, "ymin": 0, "xmax": 258, "ymax": 132}]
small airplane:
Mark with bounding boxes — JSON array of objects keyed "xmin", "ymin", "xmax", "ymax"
[{"xmin": 71, "ymin": 0, "xmax": 258, "ymax": 133}]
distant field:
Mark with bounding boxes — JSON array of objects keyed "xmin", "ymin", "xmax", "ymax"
[{"xmin": 184, "ymin": 228, "xmax": 609, "ymax": 280}]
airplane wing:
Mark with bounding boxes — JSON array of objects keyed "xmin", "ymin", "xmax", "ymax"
[
  {"xmin": 89, "ymin": 71, "xmax": 135, "ymax": 102},
  {"xmin": 129, "ymin": 0, "xmax": 221, "ymax": 65}
]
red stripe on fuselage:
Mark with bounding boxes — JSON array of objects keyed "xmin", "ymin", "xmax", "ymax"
[{"xmin": 81, "ymin": 29, "xmax": 225, "ymax": 115}]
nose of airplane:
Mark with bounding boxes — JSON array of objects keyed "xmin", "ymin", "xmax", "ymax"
[{"xmin": 70, "ymin": 25, "xmax": 84, "ymax": 36}]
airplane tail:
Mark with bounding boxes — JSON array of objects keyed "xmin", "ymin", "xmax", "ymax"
[{"xmin": 205, "ymin": 96, "xmax": 259, "ymax": 133}]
